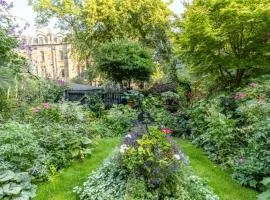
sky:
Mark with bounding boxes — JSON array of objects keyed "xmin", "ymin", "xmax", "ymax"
[{"xmin": 11, "ymin": 0, "xmax": 185, "ymax": 35}]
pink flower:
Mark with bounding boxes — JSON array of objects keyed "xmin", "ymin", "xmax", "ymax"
[
  {"xmin": 161, "ymin": 128, "xmax": 173, "ymax": 134},
  {"xmin": 34, "ymin": 107, "xmax": 41, "ymax": 113},
  {"xmin": 44, "ymin": 103, "xmax": 50, "ymax": 109},
  {"xmin": 250, "ymin": 82, "xmax": 257, "ymax": 87},
  {"xmin": 234, "ymin": 93, "xmax": 246, "ymax": 100}
]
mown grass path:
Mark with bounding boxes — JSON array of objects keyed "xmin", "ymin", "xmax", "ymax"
[
  {"xmin": 175, "ymin": 139, "xmax": 258, "ymax": 200},
  {"xmin": 34, "ymin": 137, "xmax": 120, "ymax": 200}
]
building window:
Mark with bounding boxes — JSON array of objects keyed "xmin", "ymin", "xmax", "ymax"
[
  {"xmin": 39, "ymin": 37, "xmax": 44, "ymax": 45},
  {"xmin": 45, "ymin": 37, "xmax": 48, "ymax": 44},
  {"xmin": 59, "ymin": 50, "xmax": 64, "ymax": 61},
  {"xmin": 58, "ymin": 37, "xmax": 63, "ymax": 43},
  {"xmin": 40, "ymin": 51, "xmax": 45, "ymax": 62}
]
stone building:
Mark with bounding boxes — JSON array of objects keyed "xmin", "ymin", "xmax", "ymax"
[{"xmin": 21, "ymin": 31, "xmax": 86, "ymax": 81}]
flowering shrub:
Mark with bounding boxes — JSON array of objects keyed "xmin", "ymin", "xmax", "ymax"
[
  {"xmin": 75, "ymin": 126, "xmax": 218, "ymax": 200},
  {"xmin": 188, "ymin": 79, "xmax": 270, "ymax": 189},
  {"xmin": 32, "ymin": 103, "xmax": 61, "ymax": 124},
  {"xmin": 121, "ymin": 127, "xmax": 187, "ymax": 188}
]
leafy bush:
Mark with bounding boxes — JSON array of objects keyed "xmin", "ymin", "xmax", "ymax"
[
  {"xmin": 0, "ymin": 121, "xmax": 94, "ymax": 183},
  {"xmin": 28, "ymin": 102, "xmax": 90, "ymax": 125},
  {"xmin": 58, "ymin": 102, "xmax": 90, "ymax": 124},
  {"xmin": 0, "ymin": 122, "xmax": 41, "ymax": 172},
  {"xmin": 83, "ymin": 93, "xmax": 104, "ymax": 117},
  {"xmin": 0, "ymin": 170, "xmax": 36, "ymax": 200},
  {"xmin": 89, "ymin": 105, "xmax": 136, "ymax": 137},
  {"xmin": 74, "ymin": 155, "xmax": 128, "ymax": 200},
  {"xmin": 31, "ymin": 103, "xmax": 61, "ymax": 124},
  {"xmin": 189, "ymin": 80, "xmax": 270, "ymax": 189},
  {"xmin": 32, "ymin": 124, "xmax": 93, "ymax": 180},
  {"xmin": 121, "ymin": 127, "xmax": 185, "ymax": 188},
  {"xmin": 232, "ymin": 102, "xmax": 270, "ymax": 189},
  {"xmin": 161, "ymin": 91, "xmax": 180, "ymax": 106},
  {"xmin": 257, "ymin": 177, "xmax": 270, "ymax": 200},
  {"xmin": 75, "ymin": 125, "xmax": 219, "ymax": 200}
]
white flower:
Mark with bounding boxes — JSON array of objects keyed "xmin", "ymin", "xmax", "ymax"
[
  {"xmin": 173, "ymin": 154, "xmax": 181, "ymax": 160},
  {"xmin": 120, "ymin": 144, "xmax": 129, "ymax": 153},
  {"xmin": 125, "ymin": 134, "xmax": 132, "ymax": 139}
]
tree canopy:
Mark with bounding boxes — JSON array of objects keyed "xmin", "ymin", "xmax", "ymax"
[
  {"xmin": 175, "ymin": 0, "xmax": 270, "ymax": 89},
  {"xmin": 94, "ymin": 40, "xmax": 153, "ymax": 86},
  {"xmin": 29, "ymin": 0, "xmax": 174, "ymax": 62}
]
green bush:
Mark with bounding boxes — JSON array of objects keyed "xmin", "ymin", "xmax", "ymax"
[
  {"xmin": 0, "ymin": 122, "xmax": 41, "ymax": 172},
  {"xmin": 74, "ymin": 156, "xmax": 128, "ymax": 200},
  {"xmin": 189, "ymin": 80, "xmax": 270, "ymax": 189},
  {"xmin": 121, "ymin": 127, "xmax": 183, "ymax": 188},
  {"xmin": 75, "ymin": 127, "xmax": 219, "ymax": 200},
  {"xmin": 89, "ymin": 105, "xmax": 136, "ymax": 137}
]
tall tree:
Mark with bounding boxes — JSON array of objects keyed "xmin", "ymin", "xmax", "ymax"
[
  {"xmin": 29, "ymin": 0, "xmax": 174, "ymax": 62},
  {"xmin": 175, "ymin": 0, "xmax": 270, "ymax": 89}
]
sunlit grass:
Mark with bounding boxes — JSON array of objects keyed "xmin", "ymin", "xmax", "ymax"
[
  {"xmin": 175, "ymin": 139, "xmax": 258, "ymax": 200},
  {"xmin": 34, "ymin": 137, "xmax": 120, "ymax": 200}
]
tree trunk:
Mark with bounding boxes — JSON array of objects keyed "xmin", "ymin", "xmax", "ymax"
[{"xmin": 235, "ymin": 69, "xmax": 245, "ymax": 87}]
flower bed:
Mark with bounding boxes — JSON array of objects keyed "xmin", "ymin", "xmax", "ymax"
[{"xmin": 74, "ymin": 125, "xmax": 219, "ymax": 200}]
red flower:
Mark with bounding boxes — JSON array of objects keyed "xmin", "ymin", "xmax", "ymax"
[{"xmin": 161, "ymin": 128, "xmax": 173, "ymax": 134}]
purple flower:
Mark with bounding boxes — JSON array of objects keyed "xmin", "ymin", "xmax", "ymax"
[
  {"xmin": 150, "ymin": 178, "xmax": 161, "ymax": 186},
  {"xmin": 8, "ymin": 27, "xmax": 16, "ymax": 35},
  {"xmin": 0, "ymin": 0, "xmax": 8, "ymax": 6}
]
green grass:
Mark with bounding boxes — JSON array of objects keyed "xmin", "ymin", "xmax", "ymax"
[
  {"xmin": 175, "ymin": 139, "xmax": 258, "ymax": 200},
  {"xmin": 34, "ymin": 137, "xmax": 120, "ymax": 200}
]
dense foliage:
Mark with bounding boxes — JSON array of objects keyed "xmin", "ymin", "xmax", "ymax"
[
  {"xmin": 75, "ymin": 124, "xmax": 219, "ymax": 200},
  {"xmin": 29, "ymin": 0, "xmax": 173, "ymax": 62},
  {"xmin": 89, "ymin": 105, "xmax": 136, "ymax": 137},
  {"xmin": 95, "ymin": 40, "xmax": 153, "ymax": 87},
  {"xmin": 176, "ymin": 0, "xmax": 270, "ymax": 89},
  {"xmin": 184, "ymin": 79, "xmax": 270, "ymax": 190}
]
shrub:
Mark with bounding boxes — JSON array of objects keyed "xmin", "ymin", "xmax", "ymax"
[
  {"xmin": 75, "ymin": 125, "xmax": 219, "ymax": 200},
  {"xmin": 0, "ymin": 170, "xmax": 36, "ymax": 200},
  {"xmin": 189, "ymin": 80, "xmax": 270, "ymax": 189},
  {"xmin": 83, "ymin": 93, "xmax": 104, "ymax": 117},
  {"xmin": 121, "ymin": 127, "xmax": 186, "ymax": 188},
  {"xmin": 232, "ymin": 102, "xmax": 270, "ymax": 189},
  {"xmin": 58, "ymin": 102, "xmax": 90, "ymax": 124},
  {"xmin": 0, "ymin": 122, "xmax": 41, "ymax": 172},
  {"xmin": 74, "ymin": 156, "xmax": 128, "ymax": 200},
  {"xmin": 36, "ymin": 124, "xmax": 93, "ymax": 172},
  {"xmin": 89, "ymin": 105, "xmax": 136, "ymax": 137},
  {"xmin": 257, "ymin": 177, "xmax": 270, "ymax": 200}
]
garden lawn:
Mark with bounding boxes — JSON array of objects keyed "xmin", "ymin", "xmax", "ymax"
[
  {"xmin": 34, "ymin": 137, "xmax": 120, "ymax": 200},
  {"xmin": 175, "ymin": 139, "xmax": 258, "ymax": 200}
]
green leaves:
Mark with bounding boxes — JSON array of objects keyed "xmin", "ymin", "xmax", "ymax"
[
  {"xmin": 176, "ymin": 0, "xmax": 270, "ymax": 88},
  {"xmin": 0, "ymin": 170, "xmax": 36, "ymax": 199},
  {"xmin": 257, "ymin": 178, "xmax": 270, "ymax": 200},
  {"xmin": 95, "ymin": 39, "xmax": 153, "ymax": 84}
]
